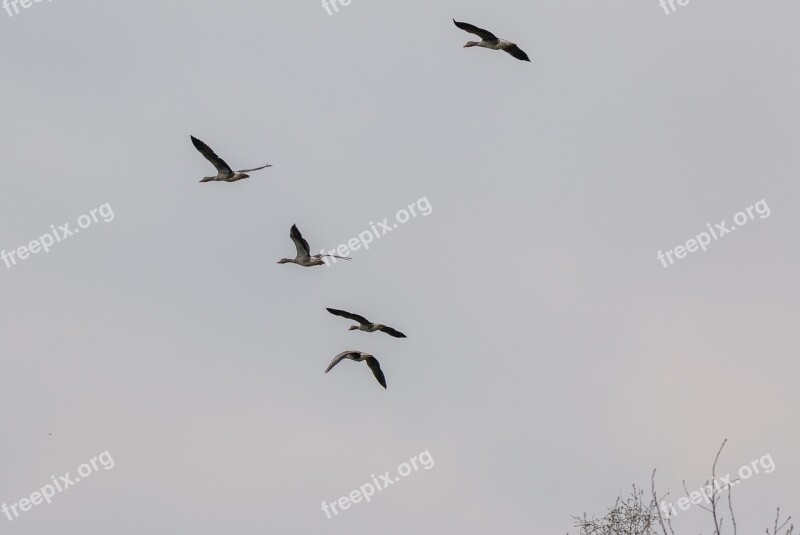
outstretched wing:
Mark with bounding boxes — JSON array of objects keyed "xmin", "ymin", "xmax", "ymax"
[
  {"xmin": 236, "ymin": 163, "xmax": 272, "ymax": 173},
  {"xmin": 325, "ymin": 351, "xmax": 358, "ymax": 373},
  {"xmin": 326, "ymin": 308, "xmax": 370, "ymax": 325},
  {"xmin": 503, "ymin": 44, "xmax": 531, "ymax": 62},
  {"xmin": 365, "ymin": 357, "xmax": 387, "ymax": 389},
  {"xmin": 379, "ymin": 325, "xmax": 407, "ymax": 338},
  {"xmin": 290, "ymin": 224, "xmax": 311, "ymax": 259},
  {"xmin": 191, "ymin": 136, "xmax": 232, "ymax": 174},
  {"xmin": 453, "ymin": 19, "xmax": 498, "ymax": 42},
  {"xmin": 318, "ymin": 254, "xmax": 352, "ymax": 261}
]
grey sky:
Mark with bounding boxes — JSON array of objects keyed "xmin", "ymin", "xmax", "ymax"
[{"xmin": 1, "ymin": 0, "xmax": 798, "ymax": 533}]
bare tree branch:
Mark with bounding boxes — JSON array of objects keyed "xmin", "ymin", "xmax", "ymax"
[
  {"xmin": 652, "ymin": 469, "xmax": 673, "ymax": 535},
  {"xmin": 768, "ymin": 508, "xmax": 794, "ymax": 535},
  {"xmin": 711, "ymin": 439, "xmax": 729, "ymax": 535},
  {"xmin": 572, "ymin": 441, "xmax": 791, "ymax": 535},
  {"xmin": 683, "ymin": 479, "xmax": 712, "ymax": 513}
]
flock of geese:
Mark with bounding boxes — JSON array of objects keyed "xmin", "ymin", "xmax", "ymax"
[{"xmin": 189, "ymin": 18, "xmax": 530, "ymax": 389}]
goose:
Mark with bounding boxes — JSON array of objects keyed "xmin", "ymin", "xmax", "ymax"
[
  {"xmin": 325, "ymin": 351, "xmax": 387, "ymax": 389},
  {"xmin": 191, "ymin": 135, "xmax": 272, "ymax": 182},
  {"xmin": 326, "ymin": 308, "xmax": 407, "ymax": 338},
  {"xmin": 278, "ymin": 224, "xmax": 351, "ymax": 267},
  {"xmin": 453, "ymin": 19, "xmax": 530, "ymax": 62}
]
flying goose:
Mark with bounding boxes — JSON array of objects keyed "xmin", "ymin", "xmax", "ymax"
[
  {"xmin": 326, "ymin": 308, "xmax": 407, "ymax": 338},
  {"xmin": 191, "ymin": 135, "xmax": 272, "ymax": 182},
  {"xmin": 278, "ymin": 224, "xmax": 351, "ymax": 267},
  {"xmin": 453, "ymin": 19, "xmax": 530, "ymax": 62},
  {"xmin": 325, "ymin": 351, "xmax": 387, "ymax": 389}
]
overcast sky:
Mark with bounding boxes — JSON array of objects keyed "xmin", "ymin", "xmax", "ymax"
[{"xmin": 1, "ymin": 0, "xmax": 798, "ymax": 533}]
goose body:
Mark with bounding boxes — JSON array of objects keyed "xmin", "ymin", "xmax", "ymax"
[
  {"xmin": 191, "ymin": 135, "xmax": 272, "ymax": 183},
  {"xmin": 326, "ymin": 308, "xmax": 407, "ymax": 338},
  {"xmin": 325, "ymin": 351, "xmax": 387, "ymax": 389},
  {"xmin": 453, "ymin": 19, "xmax": 531, "ymax": 62},
  {"xmin": 278, "ymin": 225, "xmax": 351, "ymax": 267}
]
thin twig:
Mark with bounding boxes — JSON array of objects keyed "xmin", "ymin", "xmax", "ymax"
[
  {"xmin": 711, "ymin": 439, "xmax": 729, "ymax": 535},
  {"xmin": 683, "ymin": 479, "xmax": 713, "ymax": 513},
  {"xmin": 653, "ymin": 469, "xmax": 670, "ymax": 535},
  {"xmin": 728, "ymin": 484, "xmax": 737, "ymax": 535}
]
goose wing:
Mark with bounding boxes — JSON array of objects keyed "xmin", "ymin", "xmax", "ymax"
[
  {"xmin": 365, "ymin": 357, "xmax": 387, "ymax": 389},
  {"xmin": 325, "ymin": 351, "xmax": 359, "ymax": 373},
  {"xmin": 378, "ymin": 325, "xmax": 407, "ymax": 338},
  {"xmin": 326, "ymin": 308, "xmax": 370, "ymax": 325},
  {"xmin": 236, "ymin": 163, "xmax": 272, "ymax": 173},
  {"xmin": 453, "ymin": 19, "xmax": 498, "ymax": 42},
  {"xmin": 191, "ymin": 136, "xmax": 232, "ymax": 174},
  {"xmin": 503, "ymin": 44, "xmax": 531, "ymax": 62},
  {"xmin": 290, "ymin": 224, "xmax": 311, "ymax": 259}
]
